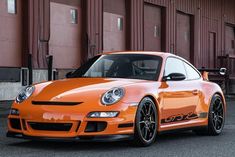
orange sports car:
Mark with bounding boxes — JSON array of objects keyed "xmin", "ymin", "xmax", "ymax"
[{"xmin": 7, "ymin": 52, "xmax": 226, "ymax": 146}]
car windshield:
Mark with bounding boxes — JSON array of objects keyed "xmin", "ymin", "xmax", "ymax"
[{"xmin": 70, "ymin": 54, "xmax": 162, "ymax": 81}]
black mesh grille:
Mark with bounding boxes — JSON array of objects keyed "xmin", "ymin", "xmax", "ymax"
[
  {"xmin": 28, "ymin": 122, "xmax": 72, "ymax": 131},
  {"xmin": 10, "ymin": 119, "xmax": 21, "ymax": 130}
]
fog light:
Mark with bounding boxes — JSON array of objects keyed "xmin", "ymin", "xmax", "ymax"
[
  {"xmin": 87, "ymin": 111, "xmax": 119, "ymax": 118},
  {"xmin": 9, "ymin": 108, "xmax": 20, "ymax": 116}
]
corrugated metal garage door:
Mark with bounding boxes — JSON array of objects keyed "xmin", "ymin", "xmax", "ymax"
[
  {"xmin": 0, "ymin": 0, "xmax": 22, "ymax": 67},
  {"xmin": 49, "ymin": 0, "xmax": 81, "ymax": 69},
  {"xmin": 144, "ymin": 4, "xmax": 162, "ymax": 51},
  {"xmin": 103, "ymin": 0, "xmax": 126, "ymax": 52},
  {"xmin": 225, "ymin": 25, "xmax": 235, "ymax": 55},
  {"xmin": 208, "ymin": 32, "xmax": 216, "ymax": 68},
  {"xmin": 176, "ymin": 12, "xmax": 191, "ymax": 62}
]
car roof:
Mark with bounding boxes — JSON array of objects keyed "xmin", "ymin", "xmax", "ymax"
[{"xmin": 101, "ymin": 51, "xmax": 175, "ymax": 59}]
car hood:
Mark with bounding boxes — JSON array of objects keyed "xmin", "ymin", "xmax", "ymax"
[{"xmin": 32, "ymin": 78, "xmax": 146, "ymax": 102}]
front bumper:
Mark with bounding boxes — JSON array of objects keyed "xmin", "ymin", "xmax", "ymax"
[{"xmin": 7, "ymin": 101, "xmax": 137, "ymax": 140}]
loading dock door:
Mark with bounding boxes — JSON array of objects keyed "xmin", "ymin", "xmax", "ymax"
[
  {"xmin": 225, "ymin": 25, "xmax": 235, "ymax": 55},
  {"xmin": 0, "ymin": 0, "xmax": 22, "ymax": 67},
  {"xmin": 225, "ymin": 25, "xmax": 235, "ymax": 73},
  {"xmin": 176, "ymin": 12, "xmax": 191, "ymax": 62},
  {"xmin": 49, "ymin": 0, "xmax": 82, "ymax": 69},
  {"xmin": 144, "ymin": 4, "xmax": 162, "ymax": 51},
  {"xmin": 103, "ymin": 0, "xmax": 126, "ymax": 52}
]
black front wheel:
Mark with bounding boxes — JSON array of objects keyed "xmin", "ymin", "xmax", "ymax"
[
  {"xmin": 194, "ymin": 94, "xmax": 225, "ymax": 135},
  {"xmin": 133, "ymin": 97, "xmax": 158, "ymax": 147}
]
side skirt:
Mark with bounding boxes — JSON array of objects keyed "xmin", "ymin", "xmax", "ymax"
[{"xmin": 158, "ymin": 126, "xmax": 208, "ymax": 135}]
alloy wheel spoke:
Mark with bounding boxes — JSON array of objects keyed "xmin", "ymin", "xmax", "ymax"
[
  {"xmin": 143, "ymin": 105, "xmax": 148, "ymax": 115},
  {"xmin": 212, "ymin": 111, "xmax": 215, "ymax": 118},
  {"xmin": 144, "ymin": 127, "xmax": 148, "ymax": 139},
  {"xmin": 217, "ymin": 118, "xmax": 222, "ymax": 125},
  {"xmin": 141, "ymin": 127, "xmax": 145, "ymax": 135},
  {"xmin": 214, "ymin": 120, "xmax": 217, "ymax": 129},
  {"xmin": 218, "ymin": 116, "xmax": 223, "ymax": 120},
  {"xmin": 141, "ymin": 109, "xmax": 146, "ymax": 117},
  {"xmin": 216, "ymin": 102, "xmax": 222, "ymax": 111},
  {"xmin": 148, "ymin": 103, "xmax": 152, "ymax": 115},
  {"xmin": 216, "ymin": 120, "xmax": 221, "ymax": 130}
]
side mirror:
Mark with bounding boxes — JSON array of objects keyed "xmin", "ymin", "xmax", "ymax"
[
  {"xmin": 66, "ymin": 71, "xmax": 73, "ymax": 78},
  {"xmin": 163, "ymin": 73, "xmax": 186, "ymax": 81},
  {"xmin": 219, "ymin": 68, "xmax": 227, "ymax": 76}
]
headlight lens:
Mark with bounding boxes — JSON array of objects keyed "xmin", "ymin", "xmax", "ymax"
[
  {"xmin": 16, "ymin": 86, "xmax": 35, "ymax": 103},
  {"xmin": 101, "ymin": 87, "xmax": 125, "ymax": 105},
  {"xmin": 87, "ymin": 111, "xmax": 119, "ymax": 118}
]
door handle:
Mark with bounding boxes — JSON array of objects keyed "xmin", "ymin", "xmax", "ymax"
[{"xmin": 192, "ymin": 90, "xmax": 199, "ymax": 95}]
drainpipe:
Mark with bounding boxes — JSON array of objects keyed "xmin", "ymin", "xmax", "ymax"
[{"xmin": 28, "ymin": 54, "xmax": 33, "ymax": 85}]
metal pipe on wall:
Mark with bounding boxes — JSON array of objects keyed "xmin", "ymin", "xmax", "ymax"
[
  {"xmin": 28, "ymin": 54, "xmax": 33, "ymax": 85},
  {"xmin": 47, "ymin": 55, "xmax": 53, "ymax": 81}
]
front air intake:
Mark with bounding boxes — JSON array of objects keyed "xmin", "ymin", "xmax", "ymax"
[
  {"xmin": 28, "ymin": 122, "xmax": 72, "ymax": 131},
  {"xmin": 32, "ymin": 101, "xmax": 83, "ymax": 106}
]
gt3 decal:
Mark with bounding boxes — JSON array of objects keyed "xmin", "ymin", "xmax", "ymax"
[{"xmin": 161, "ymin": 112, "xmax": 198, "ymax": 124}]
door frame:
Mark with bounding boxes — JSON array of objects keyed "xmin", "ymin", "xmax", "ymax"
[
  {"xmin": 224, "ymin": 23, "xmax": 235, "ymax": 55},
  {"xmin": 143, "ymin": 2, "xmax": 166, "ymax": 52}
]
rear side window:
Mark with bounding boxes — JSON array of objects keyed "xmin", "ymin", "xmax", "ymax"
[
  {"xmin": 183, "ymin": 62, "xmax": 201, "ymax": 80},
  {"xmin": 164, "ymin": 57, "xmax": 187, "ymax": 76}
]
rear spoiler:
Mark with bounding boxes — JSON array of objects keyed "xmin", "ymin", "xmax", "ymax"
[{"xmin": 197, "ymin": 68, "xmax": 227, "ymax": 81}]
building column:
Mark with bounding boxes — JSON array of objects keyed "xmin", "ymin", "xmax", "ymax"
[
  {"xmin": 127, "ymin": 0, "xmax": 144, "ymax": 51},
  {"xmin": 26, "ymin": 0, "xmax": 50, "ymax": 68},
  {"xmin": 86, "ymin": 0, "xmax": 103, "ymax": 59}
]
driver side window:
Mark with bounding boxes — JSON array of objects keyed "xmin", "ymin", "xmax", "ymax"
[{"xmin": 164, "ymin": 58, "xmax": 187, "ymax": 76}]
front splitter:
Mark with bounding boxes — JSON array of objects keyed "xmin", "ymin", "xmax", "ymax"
[{"xmin": 6, "ymin": 131, "xmax": 134, "ymax": 142}]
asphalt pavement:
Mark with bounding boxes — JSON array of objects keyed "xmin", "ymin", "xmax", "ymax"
[{"xmin": 0, "ymin": 99, "xmax": 235, "ymax": 157}]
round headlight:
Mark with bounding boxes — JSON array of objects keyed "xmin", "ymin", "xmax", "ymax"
[
  {"xmin": 101, "ymin": 87, "xmax": 125, "ymax": 105},
  {"xmin": 16, "ymin": 86, "xmax": 35, "ymax": 103}
]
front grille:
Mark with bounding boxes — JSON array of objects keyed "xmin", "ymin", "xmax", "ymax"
[
  {"xmin": 28, "ymin": 122, "xmax": 72, "ymax": 131},
  {"xmin": 10, "ymin": 118, "xmax": 21, "ymax": 130}
]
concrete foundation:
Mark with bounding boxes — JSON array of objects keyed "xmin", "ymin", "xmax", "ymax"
[{"xmin": 0, "ymin": 68, "xmax": 75, "ymax": 101}]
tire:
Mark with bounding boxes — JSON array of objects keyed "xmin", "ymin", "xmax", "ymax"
[
  {"xmin": 132, "ymin": 97, "xmax": 158, "ymax": 147},
  {"xmin": 194, "ymin": 94, "xmax": 225, "ymax": 135}
]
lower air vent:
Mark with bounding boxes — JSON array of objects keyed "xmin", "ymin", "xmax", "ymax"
[
  {"xmin": 10, "ymin": 118, "xmax": 21, "ymax": 130},
  {"xmin": 85, "ymin": 121, "xmax": 107, "ymax": 132},
  {"xmin": 28, "ymin": 122, "xmax": 72, "ymax": 131}
]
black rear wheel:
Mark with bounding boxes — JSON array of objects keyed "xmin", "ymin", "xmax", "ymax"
[
  {"xmin": 194, "ymin": 94, "xmax": 225, "ymax": 135},
  {"xmin": 133, "ymin": 97, "xmax": 158, "ymax": 147}
]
